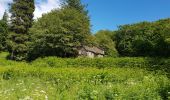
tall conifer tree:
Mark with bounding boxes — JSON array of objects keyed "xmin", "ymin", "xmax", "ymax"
[
  {"xmin": 9, "ymin": 0, "xmax": 35, "ymax": 60},
  {"xmin": 2, "ymin": 10, "xmax": 8, "ymax": 24},
  {"xmin": 0, "ymin": 11, "xmax": 8, "ymax": 51},
  {"xmin": 63, "ymin": 0, "xmax": 85, "ymax": 13}
]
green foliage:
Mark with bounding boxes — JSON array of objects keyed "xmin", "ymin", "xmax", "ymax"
[
  {"xmin": 1, "ymin": 0, "xmax": 169, "ymax": 61},
  {"xmin": 8, "ymin": 0, "xmax": 35, "ymax": 61},
  {"xmin": 62, "ymin": 0, "xmax": 88, "ymax": 15},
  {"xmin": 28, "ymin": 7, "xmax": 91, "ymax": 60},
  {"xmin": 0, "ymin": 20, "xmax": 8, "ymax": 51},
  {"xmin": 154, "ymin": 18, "xmax": 170, "ymax": 56},
  {"xmin": 31, "ymin": 56, "xmax": 170, "ymax": 76},
  {"xmin": 0, "ymin": 63, "xmax": 169, "ymax": 99},
  {"xmin": 84, "ymin": 34, "xmax": 98, "ymax": 47},
  {"xmin": 2, "ymin": 10, "xmax": 8, "ymax": 24},
  {"xmin": 0, "ymin": 52, "xmax": 169, "ymax": 99},
  {"xmin": 95, "ymin": 30, "xmax": 118, "ymax": 57},
  {"xmin": 115, "ymin": 19, "xmax": 170, "ymax": 57}
]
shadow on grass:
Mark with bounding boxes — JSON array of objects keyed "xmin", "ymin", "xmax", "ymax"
[{"xmin": 146, "ymin": 57, "xmax": 170, "ymax": 78}]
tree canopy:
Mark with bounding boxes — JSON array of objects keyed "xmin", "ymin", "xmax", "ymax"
[
  {"xmin": 2, "ymin": 10, "xmax": 8, "ymax": 24},
  {"xmin": 28, "ymin": 7, "xmax": 91, "ymax": 60},
  {"xmin": 0, "ymin": 0, "xmax": 169, "ymax": 61},
  {"xmin": 8, "ymin": 0, "xmax": 35, "ymax": 61},
  {"xmin": 115, "ymin": 19, "xmax": 170, "ymax": 57},
  {"xmin": 95, "ymin": 30, "xmax": 118, "ymax": 57}
]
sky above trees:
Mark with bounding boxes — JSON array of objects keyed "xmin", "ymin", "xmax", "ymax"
[
  {"xmin": 1, "ymin": 0, "xmax": 170, "ymax": 33},
  {"xmin": 0, "ymin": 0, "xmax": 60, "ymax": 19}
]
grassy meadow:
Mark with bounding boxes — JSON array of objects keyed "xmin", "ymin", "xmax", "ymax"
[{"xmin": 0, "ymin": 52, "xmax": 169, "ymax": 100}]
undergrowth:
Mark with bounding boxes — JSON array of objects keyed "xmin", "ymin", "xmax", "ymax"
[{"xmin": 0, "ymin": 52, "xmax": 169, "ymax": 99}]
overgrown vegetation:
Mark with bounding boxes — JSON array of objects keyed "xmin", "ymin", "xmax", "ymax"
[
  {"xmin": 28, "ymin": 8, "xmax": 90, "ymax": 60},
  {"xmin": 0, "ymin": 52, "xmax": 169, "ymax": 99},
  {"xmin": 95, "ymin": 30, "xmax": 118, "ymax": 57},
  {"xmin": 0, "ymin": 0, "xmax": 169, "ymax": 99},
  {"xmin": 32, "ymin": 57, "xmax": 170, "ymax": 75},
  {"xmin": 0, "ymin": 0, "xmax": 169, "ymax": 60},
  {"xmin": 115, "ymin": 19, "xmax": 170, "ymax": 57}
]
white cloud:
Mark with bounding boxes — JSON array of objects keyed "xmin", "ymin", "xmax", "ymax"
[
  {"xmin": 34, "ymin": 0, "xmax": 60, "ymax": 19},
  {"xmin": 0, "ymin": 0, "xmax": 12, "ymax": 18},
  {"xmin": 0, "ymin": 0, "xmax": 60, "ymax": 19}
]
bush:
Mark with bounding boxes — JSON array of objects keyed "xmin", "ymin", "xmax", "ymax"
[
  {"xmin": 0, "ymin": 52, "xmax": 169, "ymax": 99},
  {"xmin": 28, "ymin": 7, "xmax": 91, "ymax": 61},
  {"xmin": 30, "ymin": 56, "xmax": 170, "ymax": 76},
  {"xmin": 115, "ymin": 19, "xmax": 170, "ymax": 57}
]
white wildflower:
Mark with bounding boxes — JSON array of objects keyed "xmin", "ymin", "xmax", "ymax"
[
  {"xmin": 11, "ymin": 89, "xmax": 15, "ymax": 91},
  {"xmin": 19, "ymin": 82, "xmax": 23, "ymax": 85},
  {"xmin": 108, "ymin": 83, "xmax": 112, "ymax": 88},
  {"xmin": 40, "ymin": 90, "xmax": 46, "ymax": 94},
  {"xmin": 16, "ymin": 83, "xmax": 19, "ymax": 86},
  {"xmin": 45, "ymin": 95, "xmax": 48, "ymax": 100},
  {"xmin": 22, "ymin": 89, "xmax": 27, "ymax": 91},
  {"xmin": 19, "ymin": 96, "xmax": 33, "ymax": 100},
  {"xmin": 3, "ymin": 90, "xmax": 9, "ymax": 94},
  {"xmin": 35, "ymin": 89, "xmax": 38, "ymax": 92}
]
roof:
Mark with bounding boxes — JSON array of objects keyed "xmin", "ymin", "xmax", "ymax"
[{"xmin": 83, "ymin": 46, "xmax": 104, "ymax": 55}]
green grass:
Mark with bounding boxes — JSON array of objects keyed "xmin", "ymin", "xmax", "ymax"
[{"xmin": 0, "ymin": 52, "xmax": 169, "ymax": 100}]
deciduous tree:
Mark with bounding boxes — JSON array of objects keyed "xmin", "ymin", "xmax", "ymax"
[{"xmin": 95, "ymin": 30, "xmax": 118, "ymax": 57}]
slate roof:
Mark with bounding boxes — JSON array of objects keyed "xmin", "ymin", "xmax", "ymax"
[{"xmin": 84, "ymin": 46, "xmax": 104, "ymax": 55}]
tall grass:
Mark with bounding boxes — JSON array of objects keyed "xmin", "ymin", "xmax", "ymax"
[
  {"xmin": 31, "ymin": 56, "xmax": 170, "ymax": 76},
  {"xmin": 0, "ymin": 52, "xmax": 169, "ymax": 99}
]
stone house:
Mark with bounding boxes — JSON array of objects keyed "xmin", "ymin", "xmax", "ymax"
[{"xmin": 78, "ymin": 46, "xmax": 105, "ymax": 58}]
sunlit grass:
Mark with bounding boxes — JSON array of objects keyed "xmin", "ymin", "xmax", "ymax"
[{"xmin": 0, "ymin": 52, "xmax": 169, "ymax": 99}]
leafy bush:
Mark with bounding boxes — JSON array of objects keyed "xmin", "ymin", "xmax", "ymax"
[
  {"xmin": 30, "ymin": 56, "xmax": 170, "ymax": 78},
  {"xmin": 0, "ymin": 52, "xmax": 169, "ymax": 99},
  {"xmin": 31, "ymin": 57, "xmax": 68, "ymax": 67},
  {"xmin": 28, "ymin": 7, "xmax": 91, "ymax": 60},
  {"xmin": 95, "ymin": 30, "xmax": 119, "ymax": 57},
  {"xmin": 0, "ymin": 66, "xmax": 169, "ymax": 99},
  {"xmin": 115, "ymin": 19, "xmax": 170, "ymax": 57},
  {"xmin": 32, "ymin": 57, "xmax": 147, "ymax": 68}
]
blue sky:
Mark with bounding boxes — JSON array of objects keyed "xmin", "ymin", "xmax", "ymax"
[
  {"xmin": 0, "ymin": 0, "xmax": 60, "ymax": 18},
  {"xmin": 1, "ymin": 0, "xmax": 170, "ymax": 33},
  {"xmin": 82, "ymin": 0, "xmax": 170, "ymax": 33}
]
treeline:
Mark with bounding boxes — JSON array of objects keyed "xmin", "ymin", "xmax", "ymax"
[
  {"xmin": 94, "ymin": 19, "xmax": 170, "ymax": 57},
  {"xmin": 115, "ymin": 20, "xmax": 170, "ymax": 57},
  {"xmin": 0, "ymin": 0, "xmax": 93, "ymax": 61},
  {"xmin": 0, "ymin": 0, "xmax": 169, "ymax": 61}
]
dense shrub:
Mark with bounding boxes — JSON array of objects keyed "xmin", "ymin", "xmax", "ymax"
[
  {"xmin": 0, "ymin": 52, "xmax": 169, "ymax": 99},
  {"xmin": 31, "ymin": 57, "xmax": 68, "ymax": 68},
  {"xmin": 27, "ymin": 0, "xmax": 91, "ymax": 61},
  {"xmin": 31, "ymin": 57, "xmax": 146, "ymax": 68},
  {"xmin": 0, "ymin": 65, "xmax": 169, "ymax": 99},
  {"xmin": 31, "ymin": 56, "xmax": 170, "ymax": 76},
  {"xmin": 95, "ymin": 30, "xmax": 119, "ymax": 57},
  {"xmin": 115, "ymin": 19, "xmax": 170, "ymax": 57}
]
